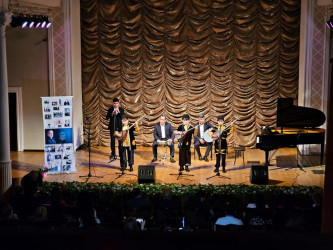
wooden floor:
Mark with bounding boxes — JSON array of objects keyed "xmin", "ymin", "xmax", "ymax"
[{"xmin": 11, "ymin": 146, "xmax": 325, "ymax": 187}]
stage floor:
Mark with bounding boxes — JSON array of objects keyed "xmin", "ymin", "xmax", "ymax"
[{"xmin": 11, "ymin": 146, "xmax": 325, "ymax": 187}]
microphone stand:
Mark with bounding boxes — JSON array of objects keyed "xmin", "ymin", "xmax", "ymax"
[{"xmin": 80, "ymin": 118, "xmax": 103, "ymax": 181}]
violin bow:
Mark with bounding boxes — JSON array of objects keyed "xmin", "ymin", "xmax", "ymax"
[
  {"xmin": 128, "ymin": 114, "xmax": 146, "ymax": 129},
  {"xmin": 215, "ymin": 116, "xmax": 240, "ymax": 139}
]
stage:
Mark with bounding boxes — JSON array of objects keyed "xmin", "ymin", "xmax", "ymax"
[{"xmin": 11, "ymin": 146, "xmax": 325, "ymax": 187}]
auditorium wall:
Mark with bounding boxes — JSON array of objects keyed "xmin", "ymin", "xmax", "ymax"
[{"xmin": 6, "ymin": 27, "xmax": 48, "ymax": 150}]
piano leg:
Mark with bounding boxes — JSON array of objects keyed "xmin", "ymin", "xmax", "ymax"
[
  {"xmin": 264, "ymin": 150, "xmax": 270, "ymax": 166},
  {"xmin": 321, "ymin": 142, "xmax": 324, "ymax": 165}
]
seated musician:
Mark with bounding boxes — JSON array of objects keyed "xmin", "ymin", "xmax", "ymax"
[
  {"xmin": 174, "ymin": 114, "xmax": 194, "ymax": 172},
  {"xmin": 115, "ymin": 114, "xmax": 139, "ymax": 172},
  {"xmin": 194, "ymin": 113, "xmax": 213, "ymax": 162},
  {"xmin": 209, "ymin": 115, "xmax": 234, "ymax": 173},
  {"xmin": 152, "ymin": 115, "xmax": 176, "ymax": 163}
]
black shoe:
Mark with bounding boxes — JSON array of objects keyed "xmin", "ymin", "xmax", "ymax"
[
  {"xmin": 185, "ymin": 166, "xmax": 190, "ymax": 172},
  {"xmin": 222, "ymin": 168, "xmax": 227, "ymax": 173},
  {"xmin": 170, "ymin": 157, "xmax": 176, "ymax": 163},
  {"xmin": 199, "ymin": 155, "xmax": 203, "ymax": 161},
  {"xmin": 179, "ymin": 166, "xmax": 184, "ymax": 171},
  {"xmin": 129, "ymin": 165, "xmax": 133, "ymax": 172},
  {"xmin": 214, "ymin": 168, "xmax": 219, "ymax": 173},
  {"xmin": 110, "ymin": 154, "xmax": 115, "ymax": 159},
  {"xmin": 151, "ymin": 157, "xmax": 157, "ymax": 162},
  {"xmin": 204, "ymin": 156, "xmax": 209, "ymax": 162}
]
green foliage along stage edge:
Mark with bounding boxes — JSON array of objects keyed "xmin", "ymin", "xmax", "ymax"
[{"xmin": 43, "ymin": 182, "xmax": 322, "ymax": 203}]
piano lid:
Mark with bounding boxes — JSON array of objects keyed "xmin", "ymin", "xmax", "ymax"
[{"xmin": 276, "ymin": 98, "xmax": 326, "ymax": 128}]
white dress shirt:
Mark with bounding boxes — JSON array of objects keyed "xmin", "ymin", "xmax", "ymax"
[
  {"xmin": 200, "ymin": 124, "xmax": 204, "ymax": 138},
  {"xmin": 161, "ymin": 124, "xmax": 166, "ymax": 138}
]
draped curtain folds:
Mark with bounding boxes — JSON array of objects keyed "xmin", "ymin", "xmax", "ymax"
[{"xmin": 81, "ymin": 0, "xmax": 300, "ymax": 147}]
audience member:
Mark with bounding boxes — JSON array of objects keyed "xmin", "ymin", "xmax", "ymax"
[
  {"xmin": 0, "ymin": 200, "xmax": 19, "ymax": 226},
  {"xmin": 214, "ymin": 205, "xmax": 243, "ymax": 230},
  {"xmin": 21, "ymin": 170, "xmax": 43, "ymax": 197},
  {"xmin": 76, "ymin": 191, "xmax": 100, "ymax": 228},
  {"xmin": 47, "ymin": 187, "xmax": 66, "ymax": 226}
]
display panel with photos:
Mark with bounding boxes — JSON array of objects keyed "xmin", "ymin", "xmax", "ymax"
[{"xmin": 42, "ymin": 97, "xmax": 76, "ymax": 173}]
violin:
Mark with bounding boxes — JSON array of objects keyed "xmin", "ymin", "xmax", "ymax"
[
  {"xmin": 174, "ymin": 125, "xmax": 198, "ymax": 145},
  {"xmin": 115, "ymin": 114, "xmax": 146, "ymax": 142}
]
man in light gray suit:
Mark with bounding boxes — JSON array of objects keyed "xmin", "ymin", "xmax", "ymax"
[{"xmin": 152, "ymin": 115, "xmax": 176, "ymax": 163}]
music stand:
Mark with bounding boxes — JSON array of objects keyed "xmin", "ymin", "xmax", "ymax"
[{"xmin": 79, "ymin": 118, "xmax": 103, "ymax": 181}]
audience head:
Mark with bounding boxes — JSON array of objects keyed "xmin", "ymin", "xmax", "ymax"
[
  {"xmin": 225, "ymin": 204, "xmax": 235, "ymax": 216},
  {"xmin": 312, "ymin": 191, "xmax": 323, "ymax": 206},
  {"xmin": 0, "ymin": 201, "xmax": 15, "ymax": 221},
  {"xmin": 162, "ymin": 189, "xmax": 172, "ymax": 200},
  {"xmin": 131, "ymin": 188, "xmax": 142, "ymax": 199}
]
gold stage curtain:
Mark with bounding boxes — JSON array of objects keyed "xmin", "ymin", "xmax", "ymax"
[{"xmin": 81, "ymin": 0, "xmax": 300, "ymax": 147}]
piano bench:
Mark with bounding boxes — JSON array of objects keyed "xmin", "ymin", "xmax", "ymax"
[{"xmin": 234, "ymin": 147, "xmax": 245, "ymax": 165}]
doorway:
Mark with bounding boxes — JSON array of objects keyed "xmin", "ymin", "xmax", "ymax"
[{"xmin": 8, "ymin": 87, "xmax": 24, "ymax": 151}]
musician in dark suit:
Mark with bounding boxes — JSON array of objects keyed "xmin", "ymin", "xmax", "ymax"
[
  {"xmin": 194, "ymin": 113, "xmax": 213, "ymax": 162},
  {"xmin": 174, "ymin": 114, "xmax": 194, "ymax": 172},
  {"xmin": 106, "ymin": 98, "xmax": 125, "ymax": 160},
  {"xmin": 210, "ymin": 115, "xmax": 234, "ymax": 173},
  {"xmin": 152, "ymin": 115, "xmax": 176, "ymax": 163}
]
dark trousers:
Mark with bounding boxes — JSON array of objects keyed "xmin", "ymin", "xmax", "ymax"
[
  {"xmin": 179, "ymin": 148, "xmax": 191, "ymax": 167},
  {"xmin": 120, "ymin": 146, "xmax": 134, "ymax": 170},
  {"xmin": 215, "ymin": 153, "xmax": 226, "ymax": 169},
  {"xmin": 110, "ymin": 131, "xmax": 120, "ymax": 156},
  {"xmin": 194, "ymin": 141, "xmax": 212, "ymax": 157},
  {"xmin": 152, "ymin": 140, "xmax": 175, "ymax": 158}
]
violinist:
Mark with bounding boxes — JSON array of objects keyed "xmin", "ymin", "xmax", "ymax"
[
  {"xmin": 106, "ymin": 98, "xmax": 125, "ymax": 160},
  {"xmin": 115, "ymin": 114, "xmax": 139, "ymax": 172},
  {"xmin": 209, "ymin": 115, "xmax": 234, "ymax": 173},
  {"xmin": 194, "ymin": 113, "xmax": 213, "ymax": 162},
  {"xmin": 174, "ymin": 114, "xmax": 194, "ymax": 172}
]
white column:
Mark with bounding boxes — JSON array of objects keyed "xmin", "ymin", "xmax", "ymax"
[
  {"xmin": 0, "ymin": 11, "xmax": 12, "ymax": 195},
  {"xmin": 63, "ymin": 0, "xmax": 83, "ymax": 149}
]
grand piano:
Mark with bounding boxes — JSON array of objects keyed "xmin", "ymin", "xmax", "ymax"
[{"xmin": 256, "ymin": 98, "xmax": 326, "ymax": 166}]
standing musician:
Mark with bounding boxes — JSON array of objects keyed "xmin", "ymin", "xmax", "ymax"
[
  {"xmin": 174, "ymin": 114, "xmax": 194, "ymax": 172},
  {"xmin": 210, "ymin": 115, "xmax": 234, "ymax": 173},
  {"xmin": 194, "ymin": 113, "xmax": 213, "ymax": 162},
  {"xmin": 106, "ymin": 98, "xmax": 124, "ymax": 160},
  {"xmin": 115, "ymin": 114, "xmax": 139, "ymax": 172},
  {"xmin": 152, "ymin": 115, "xmax": 176, "ymax": 163}
]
